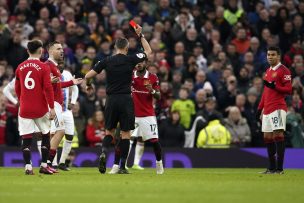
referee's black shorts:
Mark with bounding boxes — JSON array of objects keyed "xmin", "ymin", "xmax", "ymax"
[{"xmin": 104, "ymin": 94, "xmax": 135, "ymax": 131}]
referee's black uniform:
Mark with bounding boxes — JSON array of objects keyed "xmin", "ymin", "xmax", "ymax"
[{"xmin": 92, "ymin": 52, "xmax": 147, "ymax": 131}]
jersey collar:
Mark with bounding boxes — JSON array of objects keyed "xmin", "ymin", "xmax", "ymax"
[
  {"xmin": 134, "ymin": 70, "xmax": 149, "ymax": 78},
  {"xmin": 48, "ymin": 57, "xmax": 58, "ymax": 66},
  {"xmin": 28, "ymin": 57, "xmax": 40, "ymax": 60},
  {"xmin": 270, "ymin": 62, "xmax": 281, "ymax": 71}
]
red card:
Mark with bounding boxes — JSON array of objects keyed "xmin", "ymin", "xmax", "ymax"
[{"xmin": 129, "ymin": 20, "xmax": 137, "ymax": 29}]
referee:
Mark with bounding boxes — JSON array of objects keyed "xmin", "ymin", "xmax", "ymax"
[{"xmin": 85, "ymin": 25, "xmax": 152, "ymax": 174}]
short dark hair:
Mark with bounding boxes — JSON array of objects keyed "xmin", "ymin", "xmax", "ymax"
[
  {"xmin": 47, "ymin": 41, "xmax": 61, "ymax": 51},
  {"xmin": 27, "ymin": 40, "xmax": 43, "ymax": 54},
  {"xmin": 267, "ymin": 46, "xmax": 281, "ymax": 55},
  {"xmin": 115, "ymin": 37, "xmax": 129, "ymax": 49}
]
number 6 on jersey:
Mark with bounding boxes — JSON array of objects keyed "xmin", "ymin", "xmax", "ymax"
[{"xmin": 24, "ymin": 71, "xmax": 35, "ymax": 89}]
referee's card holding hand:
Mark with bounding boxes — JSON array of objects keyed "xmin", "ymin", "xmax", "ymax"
[
  {"xmin": 129, "ymin": 20, "xmax": 138, "ymax": 29},
  {"xmin": 129, "ymin": 20, "xmax": 142, "ymax": 36}
]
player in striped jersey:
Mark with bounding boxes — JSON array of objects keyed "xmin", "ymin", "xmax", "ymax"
[{"xmin": 55, "ymin": 61, "xmax": 79, "ymax": 171}]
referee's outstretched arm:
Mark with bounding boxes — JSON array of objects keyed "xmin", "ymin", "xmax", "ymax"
[
  {"xmin": 84, "ymin": 69, "xmax": 97, "ymax": 93},
  {"xmin": 134, "ymin": 25, "xmax": 152, "ymax": 57}
]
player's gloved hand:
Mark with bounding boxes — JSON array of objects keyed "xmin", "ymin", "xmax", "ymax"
[
  {"xmin": 256, "ymin": 109, "xmax": 262, "ymax": 121},
  {"xmin": 263, "ymin": 80, "xmax": 276, "ymax": 89}
]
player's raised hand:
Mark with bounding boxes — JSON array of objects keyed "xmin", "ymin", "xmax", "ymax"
[
  {"xmin": 49, "ymin": 108, "xmax": 56, "ymax": 120},
  {"xmin": 72, "ymin": 75, "xmax": 83, "ymax": 85}
]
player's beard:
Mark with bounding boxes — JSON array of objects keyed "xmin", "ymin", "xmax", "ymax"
[{"xmin": 138, "ymin": 67, "xmax": 146, "ymax": 74}]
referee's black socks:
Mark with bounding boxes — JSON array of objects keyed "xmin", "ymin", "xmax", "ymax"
[
  {"xmin": 119, "ymin": 139, "xmax": 130, "ymax": 169},
  {"xmin": 102, "ymin": 135, "xmax": 113, "ymax": 154}
]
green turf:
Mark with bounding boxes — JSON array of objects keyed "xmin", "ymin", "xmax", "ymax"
[{"xmin": 1, "ymin": 168, "xmax": 304, "ymax": 203}]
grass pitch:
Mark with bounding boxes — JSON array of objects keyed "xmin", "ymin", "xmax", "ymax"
[{"xmin": 0, "ymin": 168, "xmax": 304, "ymax": 203}]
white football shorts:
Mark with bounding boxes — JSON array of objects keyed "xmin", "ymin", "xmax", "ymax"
[
  {"xmin": 51, "ymin": 102, "xmax": 65, "ymax": 134},
  {"xmin": 18, "ymin": 113, "xmax": 51, "ymax": 135},
  {"xmin": 131, "ymin": 116, "xmax": 159, "ymax": 141},
  {"xmin": 62, "ymin": 110, "xmax": 75, "ymax": 135},
  {"xmin": 262, "ymin": 109, "xmax": 286, "ymax": 132}
]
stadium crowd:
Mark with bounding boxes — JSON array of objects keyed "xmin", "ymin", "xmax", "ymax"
[{"xmin": 0, "ymin": 0, "xmax": 304, "ymax": 148}]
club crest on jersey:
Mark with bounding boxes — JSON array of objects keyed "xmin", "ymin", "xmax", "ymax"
[
  {"xmin": 284, "ymin": 75, "xmax": 291, "ymax": 80},
  {"xmin": 272, "ymin": 72, "xmax": 277, "ymax": 78}
]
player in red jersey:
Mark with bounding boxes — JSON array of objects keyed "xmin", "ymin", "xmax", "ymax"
[
  {"xmin": 15, "ymin": 40, "xmax": 55, "ymax": 175},
  {"xmin": 109, "ymin": 60, "xmax": 164, "ymax": 174},
  {"xmin": 45, "ymin": 41, "xmax": 83, "ymax": 170},
  {"xmin": 256, "ymin": 47, "xmax": 292, "ymax": 174}
]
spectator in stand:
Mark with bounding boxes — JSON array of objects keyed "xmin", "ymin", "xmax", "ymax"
[
  {"xmin": 193, "ymin": 42, "xmax": 208, "ymax": 72},
  {"xmin": 194, "ymin": 89, "xmax": 206, "ymax": 113},
  {"xmin": 244, "ymin": 87, "xmax": 263, "ymax": 147},
  {"xmin": 283, "ymin": 36, "xmax": 304, "ymax": 68},
  {"xmin": 252, "ymin": 76, "xmax": 264, "ymax": 98},
  {"xmin": 293, "ymin": 14, "xmax": 304, "ymax": 36},
  {"xmin": 183, "ymin": 78, "xmax": 196, "ymax": 101},
  {"xmin": 214, "ymin": 6, "xmax": 232, "ymax": 44},
  {"xmin": 0, "ymin": 95, "xmax": 6, "ymax": 145},
  {"xmin": 224, "ymin": 0, "xmax": 244, "ymax": 26},
  {"xmin": 231, "ymin": 27, "xmax": 250, "ymax": 55},
  {"xmin": 80, "ymin": 83, "xmax": 98, "ymax": 120},
  {"xmin": 159, "ymin": 111, "xmax": 185, "ymax": 147},
  {"xmin": 218, "ymin": 75, "xmax": 239, "ymax": 111},
  {"xmin": 197, "ymin": 113, "xmax": 231, "ymax": 148},
  {"xmin": 224, "ymin": 106, "xmax": 251, "ymax": 147},
  {"xmin": 237, "ymin": 67, "xmax": 251, "ymax": 94},
  {"xmin": 193, "ymin": 70, "xmax": 213, "ymax": 94},
  {"xmin": 86, "ymin": 110, "xmax": 106, "ymax": 147},
  {"xmin": 171, "ymin": 87, "xmax": 196, "ymax": 130},
  {"xmin": 182, "ymin": 55, "xmax": 198, "ymax": 82},
  {"xmin": 291, "ymin": 87, "xmax": 303, "ymax": 114},
  {"xmin": 279, "ymin": 20, "xmax": 295, "ymax": 55},
  {"xmin": 154, "ymin": 0, "xmax": 177, "ymax": 22},
  {"xmin": 72, "ymin": 101, "xmax": 86, "ymax": 147},
  {"xmin": 171, "ymin": 70, "xmax": 182, "ymax": 99},
  {"xmin": 235, "ymin": 93, "xmax": 246, "ymax": 114}
]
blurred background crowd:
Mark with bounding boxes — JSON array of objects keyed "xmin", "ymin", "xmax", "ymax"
[{"xmin": 0, "ymin": 0, "xmax": 304, "ymax": 148}]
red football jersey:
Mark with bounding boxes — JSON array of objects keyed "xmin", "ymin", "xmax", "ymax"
[
  {"xmin": 45, "ymin": 59, "xmax": 73, "ymax": 105},
  {"xmin": 258, "ymin": 63, "xmax": 292, "ymax": 114},
  {"xmin": 15, "ymin": 58, "xmax": 54, "ymax": 118},
  {"xmin": 132, "ymin": 70, "xmax": 160, "ymax": 117}
]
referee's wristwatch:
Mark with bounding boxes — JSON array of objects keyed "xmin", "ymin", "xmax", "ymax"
[{"xmin": 151, "ymin": 89, "xmax": 156, "ymax": 94}]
